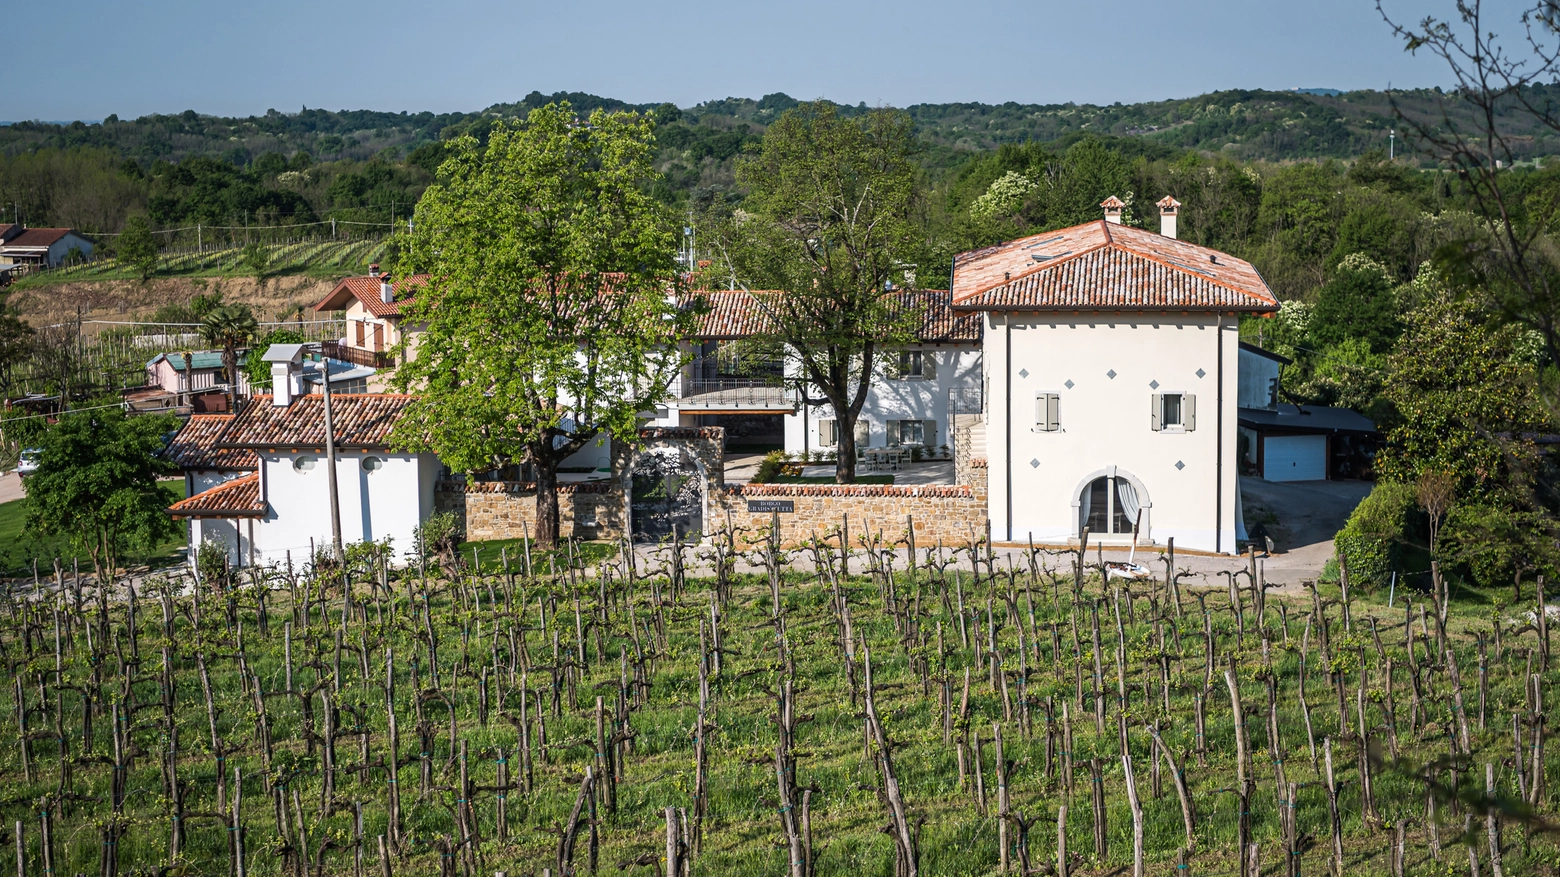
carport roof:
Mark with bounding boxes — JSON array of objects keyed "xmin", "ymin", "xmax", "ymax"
[{"xmin": 1239, "ymin": 404, "xmax": 1376, "ymax": 435}]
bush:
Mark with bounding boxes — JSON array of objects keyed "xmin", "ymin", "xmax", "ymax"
[
  {"xmin": 1333, "ymin": 481, "xmax": 1416, "ymax": 589},
  {"xmin": 752, "ymin": 450, "xmax": 789, "ymax": 484},
  {"xmin": 1439, "ymin": 503, "xmax": 1559, "ymax": 590}
]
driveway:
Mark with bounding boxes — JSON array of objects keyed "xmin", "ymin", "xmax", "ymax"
[
  {"xmin": 0, "ymin": 472, "xmax": 23, "ymax": 504},
  {"xmin": 1238, "ymin": 476, "xmax": 1373, "ymax": 589}
]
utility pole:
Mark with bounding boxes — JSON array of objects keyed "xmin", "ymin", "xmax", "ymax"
[{"xmin": 309, "ymin": 342, "xmax": 345, "ymax": 559}]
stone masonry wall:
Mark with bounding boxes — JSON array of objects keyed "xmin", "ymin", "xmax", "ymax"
[
  {"xmin": 714, "ymin": 482, "xmax": 988, "ymax": 550},
  {"xmin": 435, "ymin": 425, "xmax": 991, "ymax": 548},
  {"xmin": 435, "ymin": 481, "xmax": 625, "ymax": 542}
]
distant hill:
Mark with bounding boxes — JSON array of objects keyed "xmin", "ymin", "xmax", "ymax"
[{"xmin": 4, "ymin": 85, "xmax": 1556, "ymax": 167}]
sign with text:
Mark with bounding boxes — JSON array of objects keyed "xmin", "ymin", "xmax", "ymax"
[{"xmin": 747, "ymin": 500, "xmax": 795, "ymax": 513}]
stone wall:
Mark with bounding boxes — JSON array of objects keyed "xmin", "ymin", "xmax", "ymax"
[
  {"xmin": 435, "ymin": 481, "xmax": 625, "ymax": 542},
  {"xmin": 435, "ymin": 424, "xmax": 992, "ymax": 548},
  {"xmin": 714, "ymin": 482, "xmax": 988, "ymax": 549}
]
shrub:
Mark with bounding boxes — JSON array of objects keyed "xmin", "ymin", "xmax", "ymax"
[
  {"xmin": 1333, "ymin": 481, "xmax": 1416, "ymax": 589},
  {"xmin": 1439, "ymin": 503, "xmax": 1559, "ymax": 590},
  {"xmin": 751, "ymin": 450, "xmax": 789, "ymax": 484}
]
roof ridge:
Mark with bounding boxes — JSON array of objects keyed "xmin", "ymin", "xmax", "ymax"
[
  {"xmin": 1104, "ymin": 241, "xmax": 1279, "ymax": 308},
  {"xmin": 955, "ymin": 239, "xmax": 1113, "ymax": 305}
]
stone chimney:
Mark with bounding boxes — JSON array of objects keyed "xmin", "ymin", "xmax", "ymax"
[
  {"xmin": 368, "ymin": 262, "xmax": 379, "ymax": 277},
  {"xmin": 1100, "ymin": 196, "xmax": 1125, "ymax": 224},
  {"xmin": 379, "ymin": 273, "xmax": 393, "ymax": 304},
  {"xmin": 262, "ymin": 343, "xmax": 306, "ymax": 407},
  {"xmin": 1157, "ymin": 196, "xmax": 1181, "ymax": 239}
]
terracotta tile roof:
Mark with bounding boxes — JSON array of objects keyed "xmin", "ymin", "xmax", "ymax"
[
  {"xmin": 0, "ymin": 228, "xmax": 80, "ymax": 250},
  {"xmin": 165, "ymin": 414, "xmax": 258, "ymax": 470},
  {"xmin": 168, "ymin": 473, "xmax": 266, "ymax": 518},
  {"xmin": 686, "ymin": 289, "xmax": 981, "ymax": 342},
  {"xmin": 951, "ymin": 221, "xmax": 1277, "ymax": 313},
  {"xmin": 217, "ymin": 395, "xmax": 416, "ymax": 449},
  {"xmin": 315, "ymin": 274, "xmax": 430, "ymax": 318}
]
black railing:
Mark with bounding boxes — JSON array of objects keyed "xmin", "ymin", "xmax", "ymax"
[{"xmin": 323, "ymin": 341, "xmax": 393, "ymax": 369}]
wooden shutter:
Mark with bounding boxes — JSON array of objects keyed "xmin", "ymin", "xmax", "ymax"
[
  {"xmin": 924, "ymin": 419, "xmax": 938, "ymax": 448},
  {"xmin": 1045, "ymin": 394, "xmax": 1060, "ymax": 432},
  {"xmin": 820, "ymin": 419, "xmax": 837, "ymax": 447},
  {"xmin": 372, "ymin": 322, "xmax": 383, "ymax": 351},
  {"xmin": 854, "ymin": 419, "xmax": 871, "ymax": 448},
  {"xmin": 355, "ymin": 320, "xmax": 365, "ymax": 346},
  {"xmin": 1184, "ymin": 394, "xmax": 1197, "ymax": 431},
  {"xmin": 922, "ymin": 351, "xmax": 937, "ymax": 380},
  {"xmin": 1151, "ymin": 393, "xmax": 1162, "ymax": 431}
]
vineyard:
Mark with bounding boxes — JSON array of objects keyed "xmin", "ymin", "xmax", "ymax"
[
  {"xmin": 0, "ymin": 525, "xmax": 1555, "ymax": 877},
  {"xmin": 14, "ymin": 238, "xmax": 396, "ymax": 286}
]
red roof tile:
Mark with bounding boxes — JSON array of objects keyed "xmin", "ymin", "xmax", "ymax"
[
  {"xmin": 166, "ymin": 414, "xmax": 258, "ymax": 470},
  {"xmin": 951, "ymin": 221, "xmax": 1277, "ymax": 313},
  {"xmin": 687, "ymin": 289, "xmax": 981, "ymax": 342},
  {"xmin": 315, "ymin": 274, "xmax": 430, "ymax": 318},
  {"xmin": 218, "ymin": 395, "xmax": 416, "ymax": 449},
  {"xmin": 0, "ymin": 228, "xmax": 80, "ymax": 250},
  {"xmin": 168, "ymin": 473, "xmax": 266, "ymax": 518}
]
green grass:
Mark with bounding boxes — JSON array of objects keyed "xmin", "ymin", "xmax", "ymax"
[
  {"xmin": 12, "ymin": 238, "xmax": 395, "ymax": 287},
  {"xmin": 0, "ymin": 479, "xmax": 187, "ymax": 577},
  {"xmin": 0, "ymin": 550, "xmax": 1551, "ymax": 876}
]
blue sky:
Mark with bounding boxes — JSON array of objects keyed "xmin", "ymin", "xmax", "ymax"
[{"xmin": 7, "ymin": 1, "xmax": 1471, "ymax": 120}]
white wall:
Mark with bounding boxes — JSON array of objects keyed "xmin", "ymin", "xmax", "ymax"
[
  {"xmin": 784, "ymin": 345, "xmax": 982, "ymax": 455},
  {"xmin": 1238, "ymin": 347, "xmax": 1281, "ymax": 410},
  {"xmin": 985, "ymin": 313, "xmax": 1241, "ymax": 554},
  {"xmin": 254, "ymin": 449, "xmax": 440, "ymax": 566}
]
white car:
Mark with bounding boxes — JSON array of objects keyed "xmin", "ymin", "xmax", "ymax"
[{"xmin": 16, "ymin": 448, "xmax": 41, "ymax": 474}]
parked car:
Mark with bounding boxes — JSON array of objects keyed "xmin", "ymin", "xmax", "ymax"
[{"xmin": 16, "ymin": 448, "xmax": 41, "ymax": 474}]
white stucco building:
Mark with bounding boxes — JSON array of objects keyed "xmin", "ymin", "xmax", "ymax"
[
  {"xmin": 951, "ymin": 198, "xmax": 1279, "ymax": 554},
  {"xmin": 167, "ymin": 345, "xmax": 441, "ymax": 568},
  {"xmin": 668, "ymin": 289, "xmax": 984, "ymax": 460}
]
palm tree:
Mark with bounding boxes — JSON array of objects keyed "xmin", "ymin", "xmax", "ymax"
[{"xmin": 200, "ymin": 304, "xmax": 258, "ymax": 411}]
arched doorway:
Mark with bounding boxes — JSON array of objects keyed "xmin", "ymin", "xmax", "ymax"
[
  {"xmin": 630, "ymin": 446, "xmax": 705, "ymax": 543},
  {"xmin": 1078, "ymin": 472, "xmax": 1147, "ymax": 537}
]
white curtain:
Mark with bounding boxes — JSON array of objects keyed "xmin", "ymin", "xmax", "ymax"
[
  {"xmin": 1079, "ymin": 479, "xmax": 1094, "ymax": 533},
  {"xmin": 1115, "ymin": 478, "xmax": 1140, "ymax": 531}
]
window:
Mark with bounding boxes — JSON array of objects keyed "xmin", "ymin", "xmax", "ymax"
[
  {"xmin": 1151, "ymin": 393, "xmax": 1196, "ymax": 432},
  {"xmin": 819, "ymin": 419, "xmax": 838, "ymax": 447},
  {"xmin": 1080, "ymin": 475, "xmax": 1143, "ymax": 536},
  {"xmin": 362, "ymin": 456, "xmax": 384, "ymax": 472},
  {"xmin": 293, "ymin": 455, "xmax": 317, "ymax": 472},
  {"xmin": 897, "ymin": 420, "xmax": 924, "ymax": 445},
  {"xmin": 897, "ymin": 350, "xmax": 937, "ymax": 380},
  {"xmin": 1034, "ymin": 392, "xmax": 1060, "ymax": 432}
]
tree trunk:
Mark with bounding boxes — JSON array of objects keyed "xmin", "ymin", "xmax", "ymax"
[
  {"xmin": 834, "ymin": 408, "xmax": 859, "ymax": 483},
  {"xmin": 534, "ymin": 452, "xmax": 562, "ymax": 549}
]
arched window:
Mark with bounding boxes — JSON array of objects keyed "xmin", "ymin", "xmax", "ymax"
[{"xmin": 1079, "ymin": 475, "xmax": 1143, "ymax": 536}]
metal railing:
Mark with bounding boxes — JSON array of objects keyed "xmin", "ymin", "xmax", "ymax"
[
  {"xmin": 678, "ymin": 379, "xmax": 795, "ymax": 409},
  {"xmin": 322, "ymin": 341, "xmax": 394, "ymax": 369}
]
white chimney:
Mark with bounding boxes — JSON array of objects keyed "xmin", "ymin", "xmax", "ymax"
[
  {"xmin": 380, "ymin": 275, "xmax": 393, "ymax": 304},
  {"xmin": 262, "ymin": 343, "xmax": 306, "ymax": 407},
  {"xmin": 1157, "ymin": 195, "xmax": 1181, "ymax": 239},
  {"xmin": 1100, "ymin": 195, "xmax": 1125, "ymax": 224}
]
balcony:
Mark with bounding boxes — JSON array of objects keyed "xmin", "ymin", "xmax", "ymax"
[
  {"xmin": 322, "ymin": 341, "xmax": 394, "ymax": 369},
  {"xmin": 677, "ymin": 378, "xmax": 795, "ymax": 412}
]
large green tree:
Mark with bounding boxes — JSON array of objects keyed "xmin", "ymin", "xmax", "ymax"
[
  {"xmin": 710, "ymin": 101, "xmax": 924, "ymax": 482},
  {"xmin": 23, "ymin": 407, "xmax": 179, "ymax": 582},
  {"xmin": 118, "ymin": 214, "xmax": 159, "ymax": 281},
  {"xmin": 390, "ymin": 102, "xmax": 689, "ymax": 547}
]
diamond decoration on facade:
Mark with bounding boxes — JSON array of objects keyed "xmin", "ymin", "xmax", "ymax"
[
  {"xmin": 1064, "ymin": 379, "xmax": 1074, "ymax": 389},
  {"xmin": 1030, "ymin": 458, "xmax": 1040, "ymax": 468},
  {"xmin": 1019, "ymin": 368, "xmax": 1029, "ymax": 379},
  {"xmin": 1196, "ymin": 368, "xmax": 1207, "ymax": 378},
  {"xmin": 1175, "ymin": 460, "xmax": 1186, "ymax": 470},
  {"xmin": 1149, "ymin": 380, "xmax": 1160, "ymax": 389},
  {"xmin": 1106, "ymin": 369, "xmax": 1117, "ymax": 380}
]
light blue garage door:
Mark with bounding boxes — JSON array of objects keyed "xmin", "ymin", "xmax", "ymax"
[{"xmin": 1263, "ymin": 435, "xmax": 1326, "ymax": 482}]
